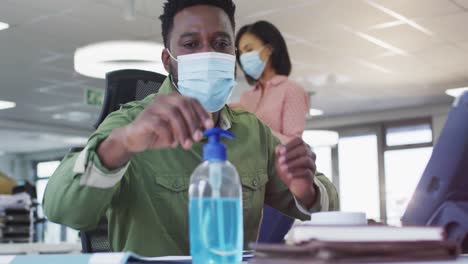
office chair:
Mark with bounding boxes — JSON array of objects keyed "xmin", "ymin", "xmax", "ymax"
[
  {"xmin": 94, "ymin": 69, "xmax": 167, "ymax": 129},
  {"xmin": 80, "ymin": 69, "xmax": 166, "ymax": 253},
  {"xmin": 80, "ymin": 218, "xmax": 111, "ymax": 253}
]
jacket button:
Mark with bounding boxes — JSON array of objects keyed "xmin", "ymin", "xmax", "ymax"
[
  {"xmin": 253, "ymin": 179, "xmax": 258, "ymax": 187},
  {"xmin": 173, "ymin": 181, "xmax": 181, "ymax": 189}
]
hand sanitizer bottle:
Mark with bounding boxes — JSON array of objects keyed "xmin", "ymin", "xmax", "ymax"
[{"xmin": 189, "ymin": 128, "xmax": 243, "ymax": 264}]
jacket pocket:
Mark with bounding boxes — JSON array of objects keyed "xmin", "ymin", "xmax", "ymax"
[{"xmin": 239, "ymin": 170, "xmax": 268, "ymax": 210}]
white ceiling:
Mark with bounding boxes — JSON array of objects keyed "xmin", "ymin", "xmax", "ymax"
[{"xmin": 0, "ymin": 0, "xmax": 467, "ymax": 153}]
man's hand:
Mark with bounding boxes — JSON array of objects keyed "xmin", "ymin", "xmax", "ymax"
[
  {"xmin": 124, "ymin": 93, "xmax": 214, "ymax": 152},
  {"xmin": 98, "ymin": 93, "xmax": 213, "ymax": 169},
  {"xmin": 275, "ymin": 138, "xmax": 317, "ymax": 209}
]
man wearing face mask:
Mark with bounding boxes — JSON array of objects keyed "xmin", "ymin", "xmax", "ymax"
[{"xmin": 43, "ymin": 0, "xmax": 338, "ymax": 257}]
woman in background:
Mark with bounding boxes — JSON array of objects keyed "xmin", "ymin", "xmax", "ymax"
[
  {"xmin": 233, "ymin": 20, "xmax": 309, "ymax": 144},
  {"xmin": 233, "ymin": 20, "xmax": 310, "ymax": 243}
]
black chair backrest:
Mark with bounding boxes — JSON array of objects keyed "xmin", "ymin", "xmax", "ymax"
[
  {"xmin": 80, "ymin": 69, "xmax": 166, "ymax": 253},
  {"xmin": 94, "ymin": 69, "xmax": 167, "ymax": 129},
  {"xmin": 80, "ymin": 218, "xmax": 110, "ymax": 253}
]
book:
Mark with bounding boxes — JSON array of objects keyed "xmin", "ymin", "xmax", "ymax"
[{"xmin": 290, "ymin": 225, "xmax": 445, "ymax": 243}]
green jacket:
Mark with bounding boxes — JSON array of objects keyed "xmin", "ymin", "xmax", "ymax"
[{"xmin": 43, "ymin": 78, "xmax": 339, "ymax": 257}]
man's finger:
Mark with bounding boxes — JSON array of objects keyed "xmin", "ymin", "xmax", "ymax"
[
  {"xmin": 154, "ymin": 104, "xmax": 192, "ymax": 149},
  {"xmin": 148, "ymin": 116, "xmax": 175, "ymax": 148},
  {"xmin": 169, "ymin": 97, "xmax": 202, "ymax": 142},
  {"xmin": 309, "ymin": 149, "xmax": 317, "ymax": 162},
  {"xmin": 281, "ymin": 145, "xmax": 308, "ymax": 163},
  {"xmin": 303, "ymin": 144, "xmax": 317, "ymax": 163},
  {"xmin": 280, "ymin": 156, "xmax": 316, "ymax": 173},
  {"xmin": 190, "ymin": 98, "xmax": 214, "ymax": 129},
  {"xmin": 287, "ymin": 168, "xmax": 314, "ymax": 180},
  {"xmin": 283, "ymin": 137, "xmax": 303, "ymax": 151}
]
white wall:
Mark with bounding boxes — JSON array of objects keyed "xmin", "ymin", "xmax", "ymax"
[
  {"xmin": 0, "ymin": 148, "xmax": 69, "ymax": 183},
  {"xmin": 22, "ymin": 149, "xmax": 70, "ymax": 182},
  {"xmin": 432, "ymin": 112, "xmax": 449, "ymax": 143},
  {"xmin": 0, "ymin": 154, "xmax": 15, "ymax": 178},
  {"xmin": 0, "ymin": 153, "xmax": 29, "ymax": 181}
]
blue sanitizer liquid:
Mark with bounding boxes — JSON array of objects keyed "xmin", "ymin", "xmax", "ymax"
[{"xmin": 189, "ymin": 197, "xmax": 243, "ymax": 264}]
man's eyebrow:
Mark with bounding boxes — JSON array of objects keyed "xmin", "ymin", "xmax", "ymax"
[
  {"xmin": 178, "ymin": 31, "xmax": 232, "ymax": 40},
  {"xmin": 213, "ymin": 31, "xmax": 232, "ymax": 39},
  {"xmin": 179, "ymin": 32, "xmax": 200, "ymax": 39}
]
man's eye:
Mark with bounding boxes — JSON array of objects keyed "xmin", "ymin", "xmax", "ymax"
[
  {"xmin": 183, "ymin": 42, "xmax": 199, "ymax": 49},
  {"xmin": 214, "ymin": 41, "xmax": 230, "ymax": 50}
]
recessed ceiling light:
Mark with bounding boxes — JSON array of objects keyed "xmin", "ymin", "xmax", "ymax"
[
  {"xmin": 307, "ymin": 74, "xmax": 351, "ymax": 86},
  {"xmin": 63, "ymin": 136, "xmax": 88, "ymax": 145},
  {"xmin": 74, "ymin": 41, "xmax": 166, "ymax": 79},
  {"xmin": 302, "ymin": 130, "xmax": 339, "ymax": 147},
  {"xmin": 53, "ymin": 111, "xmax": 92, "ymax": 122},
  {"xmin": 38, "ymin": 133, "xmax": 88, "ymax": 146},
  {"xmin": 0, "ymin": 21, "xmax": 9, "ymax": 31},
  {"xmin": 446, "ymin": 87, "xmax": 468, "ymax": 98},
  {"xmin": 309, "ymin": 108, "xmax": 324, "ymax": 116},
  {"xmin": 0, "ymin": 100, "xmax": 16, "ymax": 110}
]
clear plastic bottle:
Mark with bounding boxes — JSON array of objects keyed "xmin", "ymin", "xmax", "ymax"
[{"xmin": 189, "ymin": 128, "xmax": 243, "ymax": 264}]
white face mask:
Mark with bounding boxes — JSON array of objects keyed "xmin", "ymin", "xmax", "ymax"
[
  {"xmin": 240, "ymin": 46, "xmax": 268, "ymax": 80},
  {"xmin": 168, "ymin": 50, "xmax": 237, "ymax": 113}
]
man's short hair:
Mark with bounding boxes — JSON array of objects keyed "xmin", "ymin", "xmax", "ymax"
[{"xmin": 159, "ymin": 0, "xmax": 236, "ymax": 48}]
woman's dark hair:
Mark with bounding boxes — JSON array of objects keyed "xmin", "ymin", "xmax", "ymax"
[{"xmin": 235, "ymin": 20, "xmax": 292, "ymax": 85}]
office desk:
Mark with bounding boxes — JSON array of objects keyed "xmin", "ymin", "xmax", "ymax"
[
  {"xmin": 0, "ymin": 252, "xmax": 249, "ymax": 264},
  {"xmin": 364, "ymin": 257, "xmax": 468, "ymax": 264},
  {"xmin": 0, "ymin": 253, "xmax": 466, "ymax": 264},
  {"xmin": 0, "ymin": 243, "xmax": 81, "ymax": 255}
]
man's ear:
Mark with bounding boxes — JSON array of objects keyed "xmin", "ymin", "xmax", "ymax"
[{"xmin": 161, "ymin": 48, "xmax": 171, "ymax": 73}]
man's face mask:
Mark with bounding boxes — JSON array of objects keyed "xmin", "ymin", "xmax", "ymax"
[{"xmin": 168, "ymin": 51, "xmax": 237, "ymax": 113}]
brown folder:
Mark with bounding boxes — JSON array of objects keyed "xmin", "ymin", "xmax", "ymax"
[{"xmin": 249, "ymin": 240, "xmax": 459, "ymax": 263}]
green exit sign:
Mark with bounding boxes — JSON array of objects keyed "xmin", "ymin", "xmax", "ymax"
[{"xmin": 85, "ymin": 88, "xmax": 105, "ymax": 106}]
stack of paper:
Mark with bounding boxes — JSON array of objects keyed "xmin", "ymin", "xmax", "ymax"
[{"xmin": 290, "ymin": 225, "xmax": 445, "ymax": 243}]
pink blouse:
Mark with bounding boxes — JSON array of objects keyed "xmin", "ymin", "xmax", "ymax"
[{"xmin": 237, "ymin": 75, "xmax": 309, "ymax": 144}]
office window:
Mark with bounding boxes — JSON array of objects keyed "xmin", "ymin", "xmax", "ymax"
[
  {"xmin": 36, "ymin": 161, "xmax": 60, "ymax": 206},
  {"xmin": 35, "ymin": 160, "xmax": 79, "ymax": 243},
  {"xmin": 385, "ymin": 123, "xmax": 432, "ymax": 147},
  {"xmin": 338, "ymin": 134, "xmax": 380, "ymax": 221},
  {"xmin": 328, "ymin": 118, "xmax": 434, "ymax": 224},
  {"xmin": 312, "ymin": 146, "xmax": 333, "ymax": 182},
  {"xmin": 383, "ymin": 119, "xmax": 433, "ymax": 226},
  {"xmin": 384, "ymin": 147, "xmax": 432, "ymax": 226},
  {"xmin": 37, "ymin": 161, "xmax": 61, "ymax": 178}
]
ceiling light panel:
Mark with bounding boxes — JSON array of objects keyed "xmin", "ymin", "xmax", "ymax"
[
  {"xmin": 0, "ymin": 21, "xmax": 9, "ymax": 31},
  {"xmin": 446, "ymin": 87, "xmax": 468, "ymax": 97},
  {"xmin": 0, "ymin": 100, "xmax": 16, "ymax": 110},
  {"xmin": 365, "ymin": 0, "xmax": 433, "ymax": 35},
  {"xmin": 74, "ymin": 41, "xmax": 166, "ymax": 79}
]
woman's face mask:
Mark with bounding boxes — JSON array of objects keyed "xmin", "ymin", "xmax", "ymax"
[
  {"xmin": 239, "ymin": 46, "xmax": 268, "ymax": 80},
  {"xmin": 168, "ymin": 51, "xmax": 237, "ymax": 113}
]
